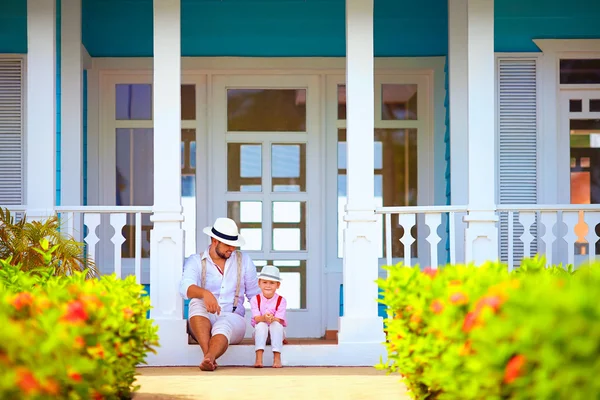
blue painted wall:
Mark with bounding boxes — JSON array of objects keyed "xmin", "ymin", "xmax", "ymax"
[
  {"xmin": 2, "ymin": 1, "xmax": 600, "ymax": 56},
  {"xmin": 495, "ymin": 0, "xmax": 600, "ymax": 52}
]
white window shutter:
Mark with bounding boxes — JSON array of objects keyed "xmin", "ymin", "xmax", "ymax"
[
  {"xmin": 0, "ymin": 58, "xmax": 24, "ymax": 206},
  {"xmin": 497, "ymin": 58, "xmax": 538, "ymax": 265}
]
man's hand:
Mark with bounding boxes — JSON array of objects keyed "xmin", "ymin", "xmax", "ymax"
[{"xmin": 203, "ymin": 291, "xmax": 221, "ymax": 315}]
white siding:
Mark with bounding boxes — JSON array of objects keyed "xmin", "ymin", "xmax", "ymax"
[
  {"xmin": 0, "ymin": 58, "xmax": 24, "ymax": 205},
  {"xmin": 497, "ymin": 58, "xmax": 538, "ymax": 264}
]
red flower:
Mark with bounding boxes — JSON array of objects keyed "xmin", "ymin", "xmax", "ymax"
[
  {"xmin": 68, "ymin": 370, "xmax": 82, "ymax": 382},
  {"xmin": 422, "ymin": 267, "xmax": 438, "ymax": 278},
  {"xmin": 504, "ymin": 354, "xmax": 526, "ymax": 384},
  {"xmin": 88, "ymin": 344, "xmax": 105, "ymax": 359},
  {"xmin": 450, "ymin": 292, "xmax": 469, "ymax": 306},
  {"xmin": 92, "ymin": 391, "xmax": 104, "ymax": 400},
  {"xmin": 16, "ymin": 368, "xmax": 39, "ymax": 394},
  {"xmin": 430, "ymin": 299, "xmax": 444, "ymax": 314},
  {"xmin": 462, "ymin": 311, "xmax": 479, "ymax": 332},
  {"xmin": 62, "ymin": 301, "xmax": 89, "ymax": 324},
  {"xmin": 12, "ymin": 292, "xmax": 34, "ymax": 310}
]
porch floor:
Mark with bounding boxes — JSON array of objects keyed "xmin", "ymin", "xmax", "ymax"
[{"xmin": 133, "ymin": 367, "xmax": 410, "ymax": 400}]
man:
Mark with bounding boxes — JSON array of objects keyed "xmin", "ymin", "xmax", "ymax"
[{"xmin": 179, "ymin": 217, "xmax": 260, "ymax": 371}]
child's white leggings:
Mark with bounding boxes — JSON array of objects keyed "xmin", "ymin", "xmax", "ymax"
[{"xmin": 254, "ymin": 321, "xmax": 285, "ymax": 353}]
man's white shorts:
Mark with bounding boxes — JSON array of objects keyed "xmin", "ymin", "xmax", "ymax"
[{"xmin": 188, "ymin": 298, "xmax": 246, "ymax": 345}]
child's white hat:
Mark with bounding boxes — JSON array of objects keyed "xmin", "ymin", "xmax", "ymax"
[{"xmin": 257, "ymin": 265, "xmax": 282, "ymax": 282}]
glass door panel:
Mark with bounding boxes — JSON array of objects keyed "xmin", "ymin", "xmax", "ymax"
[{"xmin": 212, "ymin": 75, "xmax": 322, "ymax": 338}]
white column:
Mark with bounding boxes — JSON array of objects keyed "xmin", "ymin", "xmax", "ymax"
[
  {"xmin": 338, "ymin": 0, "xmax": 385, "ymax": 345},
  {"xmin": 61, "ymin": 0, "xmax": 83, "ymax": 238},
  {"xmin": 26, "ymin": 0, "xmax": 56, "ymax": 219},
  {"xmin": 464, "ymin": 0, "xmax": 499, "ymax": 264},
  {"xmin": 150, "ymin": 0, "xmax": 184, "ymax": 321},
  {"xmin": 448, "ymin": 0, "xmax": 468, "ymax": 263}
]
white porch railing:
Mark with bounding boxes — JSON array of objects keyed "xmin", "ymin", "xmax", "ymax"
[
  {"xmin": 376, "ymin": 206, "xmax": 468, "ymax": 269},
  {"xmin": 55, "ymin": 206, "xmax": 153, "ymax": 283},
  {"xmin": 378, "ymin": 204, "xmax": 600, "ymax": 271},
  {"xmin": 497, "ymin": 205, "xmax": 600, "ymax": 271},
  {"xmin": 0, "ymin": 205, "xmax": 152, "ymax": 284}
]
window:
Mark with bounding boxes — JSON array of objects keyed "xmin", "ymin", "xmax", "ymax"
[
  {"xmin": 560, "ymin": 59, "xmax": 600, "ymax": 85},
  {"xmin": 337, "ymin": 83, "xmax": 420, "ymax": 259}
]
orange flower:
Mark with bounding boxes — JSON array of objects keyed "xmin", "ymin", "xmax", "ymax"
[
  {"xmin": 410, "ymin": 313, "xmax": 422, "ymax": 324},
  {"xmin": 123, "ymin": 307, "xmax": 134, "ymax": 319},
  {"xmin": 450, "ymin": 292, "xmax": 469, "ymax": 306},
  {"xmin": 459, "ymin": 340, "xmax": 473, "ymax": 356},
  {"xmin": 476, "ymin": 295, "xmax": 503, "ymax": 313},
  {"xmin": 62, "ymin": 301, "xmax": 89, "ymax": 324},
  {"xmin": 74, "ymin": 336, "xmax": 86, "ymax": 349},
  {"xmin": 462, "ymin": 311, "xmax": 479, "ymax": 332},
  {"xmin": 449, "ymin": 280, "xmax": 462, "ymax": 286},
  {"xmin": 88, "ymin": 344, "xmax": 105, "ymax": 359},
  {"xmin": 504, "ymin": 354, "xmax": 526, "ymax": 384},
  {"xmin": 16, "ymin": 368, "xmax": 39, "ymax": 395},
  {"xmin": 422, "ymin": 267, "xmax": 438, "ymax": 279},
  {"xmin": 12, "ymin": 292, "xmax": 34, "ymax": 310},
  {"xmin": 41, "ymin": 379, "xmax": 60, "ymax": 395},
  {"xmin": 430, "ymin": 299, "xmax": 444, "ymax": 314},
  {"xmin": 80, "ymin": 294, "xmax": 103, "ymax": 310}
]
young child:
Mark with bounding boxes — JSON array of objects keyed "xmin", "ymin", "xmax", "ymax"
[{"xmin": 250, "ymin": 265, "xmax": 287, "ymax": 368}]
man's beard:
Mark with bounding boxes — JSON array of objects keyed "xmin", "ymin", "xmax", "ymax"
[{"xmin": 216, "ymin": 246, "xmax": 231, "ymax": 259}]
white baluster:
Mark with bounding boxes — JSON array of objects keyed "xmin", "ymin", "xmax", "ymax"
[
  {"xmin": 424, "ymin": 213, "xmax": 441, "ymax": 269},
  {"xmin": 398, "ymin": 213, "xmax": 416, "ymax": 267},
  {"xmin": 583, "ymin": 211, "xmax": 600, "ymax": 262},
  {"xmin": 508, "ymin": 211, "xmax": 514, "ymax": 272},
  {"xmin": 110, "ymin": 213, "xmax": 127, "ymax": 279},
  {"xmin": 540, "ymin": 211, "xmax": 557, "ymax": 266},
  {"xmin": 519, "ymin": 212, "xmax": 536, "ymax": 259},
  {"xmin": 384, "ymin": 213, "xmax": 392, "ymax": 267},
  {"xmin": 83, "ymin": 213, "xmax": 100, "ymax": 266},
  {"xmin": 135, "ymin": 212, "xmax": 142, "ymax": 284},
  {"xmin": 562, "ymin": 211, "xmax": 579, "ymax": 268},
  {"xmin": 449, "ymin": 212, "xmax": 456, "ymax": 265},
  {"xmin": 65, "ymin": 212, "xmax": 75, "ymax": 238}
]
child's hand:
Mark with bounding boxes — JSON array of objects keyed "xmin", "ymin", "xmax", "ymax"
[{"xmin": 264, "ymin": 313, "xmax": 274, "ymax": 324}]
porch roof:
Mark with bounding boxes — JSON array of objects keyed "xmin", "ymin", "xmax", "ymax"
[{"xmin": 1, "ymin": 0, "xmax": 600, "ymax": 58}]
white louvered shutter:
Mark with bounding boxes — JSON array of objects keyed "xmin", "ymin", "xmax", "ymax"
[
  {"xmin": 497, "ymin": 58, "xmax": 538, "ymax": 265},
  {"xmin": 0, "ymin": 58, "xmax": 24, "ymax": 205}
]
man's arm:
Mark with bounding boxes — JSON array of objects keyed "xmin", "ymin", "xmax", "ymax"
[
  {"xmin": 243, "ymin": 254, "xmax": 261, "ymax": 301},
  {"xmin": 180, "ymin": 255, "xmax": 204, "ymax": 300}
]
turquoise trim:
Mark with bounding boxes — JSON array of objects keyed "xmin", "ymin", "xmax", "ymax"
[
  {"xmin": 83, "ymin": 70, "xmax": 88, "ymax": 206},
  {"xmin": 55, "ymin": 0, "xmax": 61, "ymax": 206},
  {"xmin": 0, "ymin": 0, "xmax": 26, "ymax": 53},
  {"xmin": 444, "ymin": 56, "xmax": 451, "ymax": 263}
]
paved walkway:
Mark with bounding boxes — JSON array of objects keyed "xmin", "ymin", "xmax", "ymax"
[{"xmin": 134, "ymin": 367, "xmax": 411, "ymax": 400}]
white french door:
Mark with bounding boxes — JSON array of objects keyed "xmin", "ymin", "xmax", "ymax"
[
  {"xmin": 211, "ymin": 75, "xmax": 323, "ymax": 338},
  {"xmin": 559, "ymin": 89, "xmax": 600, "ymax": 264}
]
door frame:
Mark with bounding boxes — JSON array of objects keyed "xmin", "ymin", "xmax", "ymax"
[{"xmin": 210, "ymin": 74, "xmax": 324, "ymax": 338}]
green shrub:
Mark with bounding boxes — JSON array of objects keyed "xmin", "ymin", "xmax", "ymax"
[
  {"xmin": 378, "ymin": 259, "xmax": 600, "ymax": 400},
  {"xmin": 0, "ymin": 258, "xmax": 159, "ymax": 399},
  {"xmin": 0, "ymin": 208, "xmax": 97, "ymax": 277}
]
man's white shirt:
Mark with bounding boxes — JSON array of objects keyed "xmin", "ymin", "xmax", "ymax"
[{"xmin": 179, "ymin": 248, "xmax": 261, "ymax": 317}]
